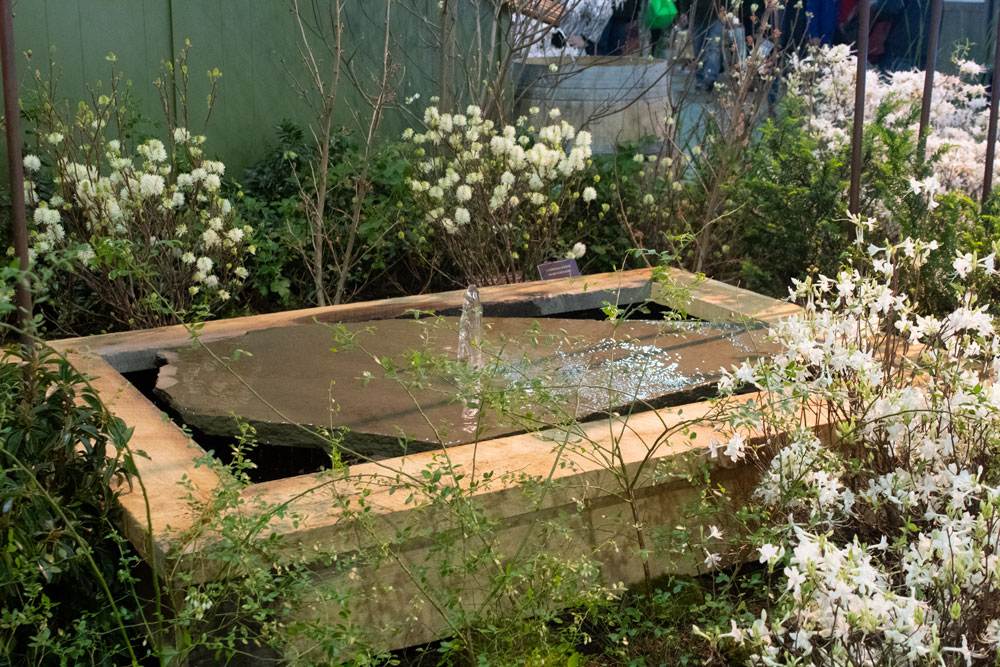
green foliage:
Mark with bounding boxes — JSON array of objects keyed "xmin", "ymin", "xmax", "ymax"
[
  {"xmin": 895, "ymin": 191, "xmax": 996, "ymax": 312},
  {"xmin": 715, "ymin": 100, "xmax": 851, "ymax": 296},
  {"xmin": 698, "ymin": 93, "xmax": 1000, "ymax": 316},
  {"xmin": 0, "ymin": 344, "xmax": 385, "ymax": 664},
  {"xmin": 560, "ymin": 151, "xmax": 653, "ymax": 274},
  {"xmin": 163, "ymin": 425, "xmax": 376, "ymax": 665},
  {"xmin": 0, "ymin": 347, "xmax": 137, "ymax": 664},
  {"xmin": 19, "ymin": 45, "xmax": 1000, "ymax": 667},
  {"xmin": 21, "ymin": 48, "xmax": 250, "ymax": 335},
  {"xmin": 582, "ymin": 573, "xmax": 761, "ymax": 666},
  {"xmin": 239, "ymin": 122, "xmax": 431, "ymax": 309}
]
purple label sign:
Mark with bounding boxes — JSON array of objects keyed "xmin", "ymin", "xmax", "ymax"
[{"xmin": 537, "ymin": 258, "xmax": 581, "ymax": 280}]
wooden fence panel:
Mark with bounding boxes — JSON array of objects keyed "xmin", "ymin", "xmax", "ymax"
[
  {"xmin": 11, "ymin": 0, "xmax": 171, "ymax": 124},
  {"xmin": 4, "ymin": 0, "xmax": 493, "ymax": 176}
]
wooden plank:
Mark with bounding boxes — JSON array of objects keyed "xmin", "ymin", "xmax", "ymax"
[
  {"xmin": 3, "ymin": 1, "xmax": 170, "ymax": 181},
  {"xmin": 50, "ymin": 267, "xmax": 659, "ymax": 372},
  {"xmin": 52, "ymin": 266, "xmax": 799, "ymax": 366},
  {"xmin": 238, "ymin": 392, "xmax": 759, "ymax": 554},
  {"xmin": 290, "ymin": 460, "xmax": 758, "ymax": 651},
  {"xmin": 506, "ymin": 0, "xmax": 566, "ymax": 25},
  {"xmin": 64, "ymin": 351, "xmax": 220, "ymax": 568},
  {"xmin": 655, "ymin": 268, "xmax": 802, "ymax": 324}
]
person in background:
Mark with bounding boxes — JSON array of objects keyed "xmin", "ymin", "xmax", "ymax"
[
  {"xmin": 649, "ymin": 24, "xmax": 670, "ymax": 58},
  {"xmin": 556, "ymin": 0, "xmax": 618, "ymax": 53},
  {"xmin": 805, "ymin": 0, "xmax": 838, "ymax": 44},
  {"xmin": 597, "ymin": 0, "xmax": 642, "ymax": 54},
  {"xmin": 774, "ymin": 0, "xmax": 837, "ymax": 72},
  {"xmin": 838, "ymin": 0, "xmax": 929, "ymax": 71},
  {"xmin": 517, "ymin": 0, "xmax": 616, "ymax": 57},
  {"xmin": 876, "ymin": 0, "xmax": 930, "ymax": 71},
  {"xmin": 675, "ymin": 0, "xmax": 725, "ymax": 90},
  {"xmin": 648, "ymin": 0, "xmax": 680, "ymax": 58}
]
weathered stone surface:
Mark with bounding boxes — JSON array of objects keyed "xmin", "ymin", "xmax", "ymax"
[{"xmin": 155, "ymin": 317, "xmax": 771, "ymax": 458}]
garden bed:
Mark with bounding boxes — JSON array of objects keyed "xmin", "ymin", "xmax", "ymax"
[{"xmin": 50, "ymin": 267, "xmax": 800, "ymax": 653}]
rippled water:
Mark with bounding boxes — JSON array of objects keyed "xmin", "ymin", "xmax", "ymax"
[{"xmin": 493, "ymin": 320, "xmax": 761, "ymax": 414}]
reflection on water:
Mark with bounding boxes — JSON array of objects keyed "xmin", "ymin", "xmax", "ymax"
[{"xmin": 154, "ymin": 317, "xmax": 773, "ymax": 455}]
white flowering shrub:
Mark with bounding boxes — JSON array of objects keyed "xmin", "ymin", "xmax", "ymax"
[
  {"xmin": 787, "ymin": 44, "xmax": 995, "ymax": 197},
  {"xmin": 404, "ymin": 105, "xmax": 593, "ymax": 285},
  {"xmin": 712, "ymin": 45, "xmax": 1000, "ymax": 304},
  {"xmin": 696, "ymin": 226, "xmax": 1000, "ymax": 663},
  {"xmin": 23, "ymin": 53, "xmax": 251, "ymax": 330}
]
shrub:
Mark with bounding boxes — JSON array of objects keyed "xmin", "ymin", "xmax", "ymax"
[
  {"xmin": 713, "ymin": 98, "xmax": 850, "ymax": 297},
  {"xmin": 22, "ymin": 49, "xmax": 250, "ymax": 333},
  {"xmin": 0, "ymin": 345, "xmax": 373, "ymax": 664},
  {"xmin": 559, "ymin": 147, "xmax": 694, "ymax": 276},
  {"xmin": 404, "ymin": 105, "xmax": 593, "ymax": 285},
  {"xmin": 239, "ymin": 122, "xmax": 429, "ymax": 309},
  {"xmin": 787, "ymin": 45, "xmax": 995, "ymax": 197},
  {"xmin": 703, "ymin": 49, "xmax": 1000, "ymax": 312},
  {"xmin": 0, "ymin": 347, "xmax": 137, "ymax": 664},
  {"xmin": 695, "ymin": 227, "xmax": 1000, "ymax": 663}
]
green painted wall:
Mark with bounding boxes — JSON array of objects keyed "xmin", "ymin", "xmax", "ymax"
[
  {"xmin": 14, "ymin": 1, "xmax": 171, "ymax": 123},
  {"xmin": 7, "ymin": 0, "xmax": 502, "ymax": 175}
]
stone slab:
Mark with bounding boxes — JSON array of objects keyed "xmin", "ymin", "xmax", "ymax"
[{"xmin": 155, "ymin": 317, "xmax": 772, "ymax": 459}]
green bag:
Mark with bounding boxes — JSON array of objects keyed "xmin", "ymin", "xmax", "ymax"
[{"xmin": 645, "ymin": 0, "xmax": 678, "ymax": 30}]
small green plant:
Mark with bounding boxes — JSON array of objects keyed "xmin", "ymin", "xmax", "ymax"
[{"xmin": 0, "ymin": 346, "xmax": 138, "ymax": 664}]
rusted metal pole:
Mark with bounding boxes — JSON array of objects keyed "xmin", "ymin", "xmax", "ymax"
[
  {"xmin": 848, "ymin": 0, "xmax": 871, "ymax": 215},
  {"xmin": 917, "ymin": 0, "xmax": 944, "ymax": 162},
  {"xmin": 983, "ymin": 15, "xmax": 1000, "ymax": 205},
  {"xmin": 0, "ymin": 0, "xmax": 33, "ymax": 342}
]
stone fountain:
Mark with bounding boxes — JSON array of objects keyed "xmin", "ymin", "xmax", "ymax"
[
  {"xmin": 155, "ymin": 300, "xmax": 772, "ymax": 459},
  {"xmin": 53, "ymin": 267, "xmax": 801, "ymax": 655}
]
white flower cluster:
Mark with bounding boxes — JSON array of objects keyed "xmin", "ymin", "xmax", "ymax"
[
  {"xmin": 404, "ymin": 105, "xmax": 591, "ymax": 283},
  {"xmin": 707, "ymin": 228, "xmax": 1000, "ymax": 663},
  {"xmin": 406, "ymin": 105, "xmax": 591, "ymax": 233},
  {"xmin": 26, "ymin": 131, "xmax": 251, "ymax": 307},
  {"xmin": 787, "ymin": 45, "xmax": 998, "ymax": 197}
]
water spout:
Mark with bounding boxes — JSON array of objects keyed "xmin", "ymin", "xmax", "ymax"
[
  {"xmin": 457, "ymin": 284, "xmax": 483, "ymax": 370},
  {"xmin": 458, "ymin": 285, "xmax": 483, "ymax": 434}
]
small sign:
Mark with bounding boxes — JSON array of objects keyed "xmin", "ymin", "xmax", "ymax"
[{"xmin": 537, "ymin": 258, "xmax": 581, "ymax": 280}]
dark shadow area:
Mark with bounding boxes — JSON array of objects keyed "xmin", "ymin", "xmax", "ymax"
[
  {"xmin": 388, "ymin": 558, "xmax": 771, "ymax": 665},
  {"xmin": 124, "ymin": 364, "xmax": 335, "ymax": 483}
]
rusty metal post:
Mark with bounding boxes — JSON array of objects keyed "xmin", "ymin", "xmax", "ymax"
[
  {"xmin": 848, "ymin": 0, "xmax": 871, "ymax": 215},
  {"xmin": 917, "ymin": 0, "xmax": 944, "ymax": 162},
  {"xmin": 983, "ymin": 16, "xmax": 1000, "ymax": 205},
  {"xmin": 0, "ymin": 0, "xmax": 33, "ymax": 342}
]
